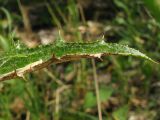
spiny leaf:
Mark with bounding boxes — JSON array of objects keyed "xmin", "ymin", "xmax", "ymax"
[{"xmin": 0, "ymin": 40, "xmax": 157, "ymax": 81}]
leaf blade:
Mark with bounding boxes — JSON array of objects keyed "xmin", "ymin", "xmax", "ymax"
[{"xmin": 0, "ymin": 41, "xmax": 157, "ymax": 81}]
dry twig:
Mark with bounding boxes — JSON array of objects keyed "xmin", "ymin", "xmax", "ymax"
[{"xmin": 92, "ymin": 59, "xmax": 103, "ymax": 120}]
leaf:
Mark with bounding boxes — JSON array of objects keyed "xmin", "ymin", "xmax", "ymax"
[
  {"xmin": 60, "ymin": 110, "xmax": 98, "ymax": 120},
  {"xmin": 0, "ymin": 7, "xmax": 13, "ymax": 32},
  {"xmin": 143, "ymin": 0, "xmax": 160, "ymax": 23},
  {"xmin": 112, "ymin": 105, "xmax": 129, "ymax": 120},
  {"xmin": 0, "ymin": 35, "xmax": 9, "ymax": 51},
  {"xmin": 83, "ymin": 91, "xmax": 96, "ymax": 109},
  {"xmin": 84, "ymin": 86, "xmax": 113, "ymax": 109},
  {"xmin": 99, "ymin": 86, "xmax": 113, "ymax": 102},
  {"xmin": 0, "ymin": 40, "xmax": 157, "ymax": 81}
]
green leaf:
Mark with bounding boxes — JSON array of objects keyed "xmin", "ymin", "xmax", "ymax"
[
  {"xmin": 0, "ymin": 35, "xmax": 9, "ymax": 51},
  {"xmin": 0, "ymin": 40, "xmax": 157, "ymax": 80},
  {"xmin": 84, "ymin": 86, "xmax": 113, "ymax": 109},
  {"xmin": 99, "ymin": 86, "xmax": 113, "ymax": 102},
  {"xmin": 143, "ymin": 0, "xmax": 160, "ymax": 23},
  {"xmin": 83, "ymin": 91, "xmax": 96, "ymax": 109},
  {"xmin": 60, "ymin": 110, "xmax": 98, "ymax": 120},
  {"xmin": 112, "ymin": 105, "xmax": 129, "ymax": 120},
  {"xmin": 0, "ymin": 7, "xmax": 13, "ymax": 32}
]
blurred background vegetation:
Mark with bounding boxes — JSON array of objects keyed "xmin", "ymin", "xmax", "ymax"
[{"xmin": 0, "ymin": 0, "xmax": 160, "ymax": 120}]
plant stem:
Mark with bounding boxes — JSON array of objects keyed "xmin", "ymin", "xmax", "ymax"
[{"xmin": 92, "ymin": 59, "xmax": 102, "ymax": 120}]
